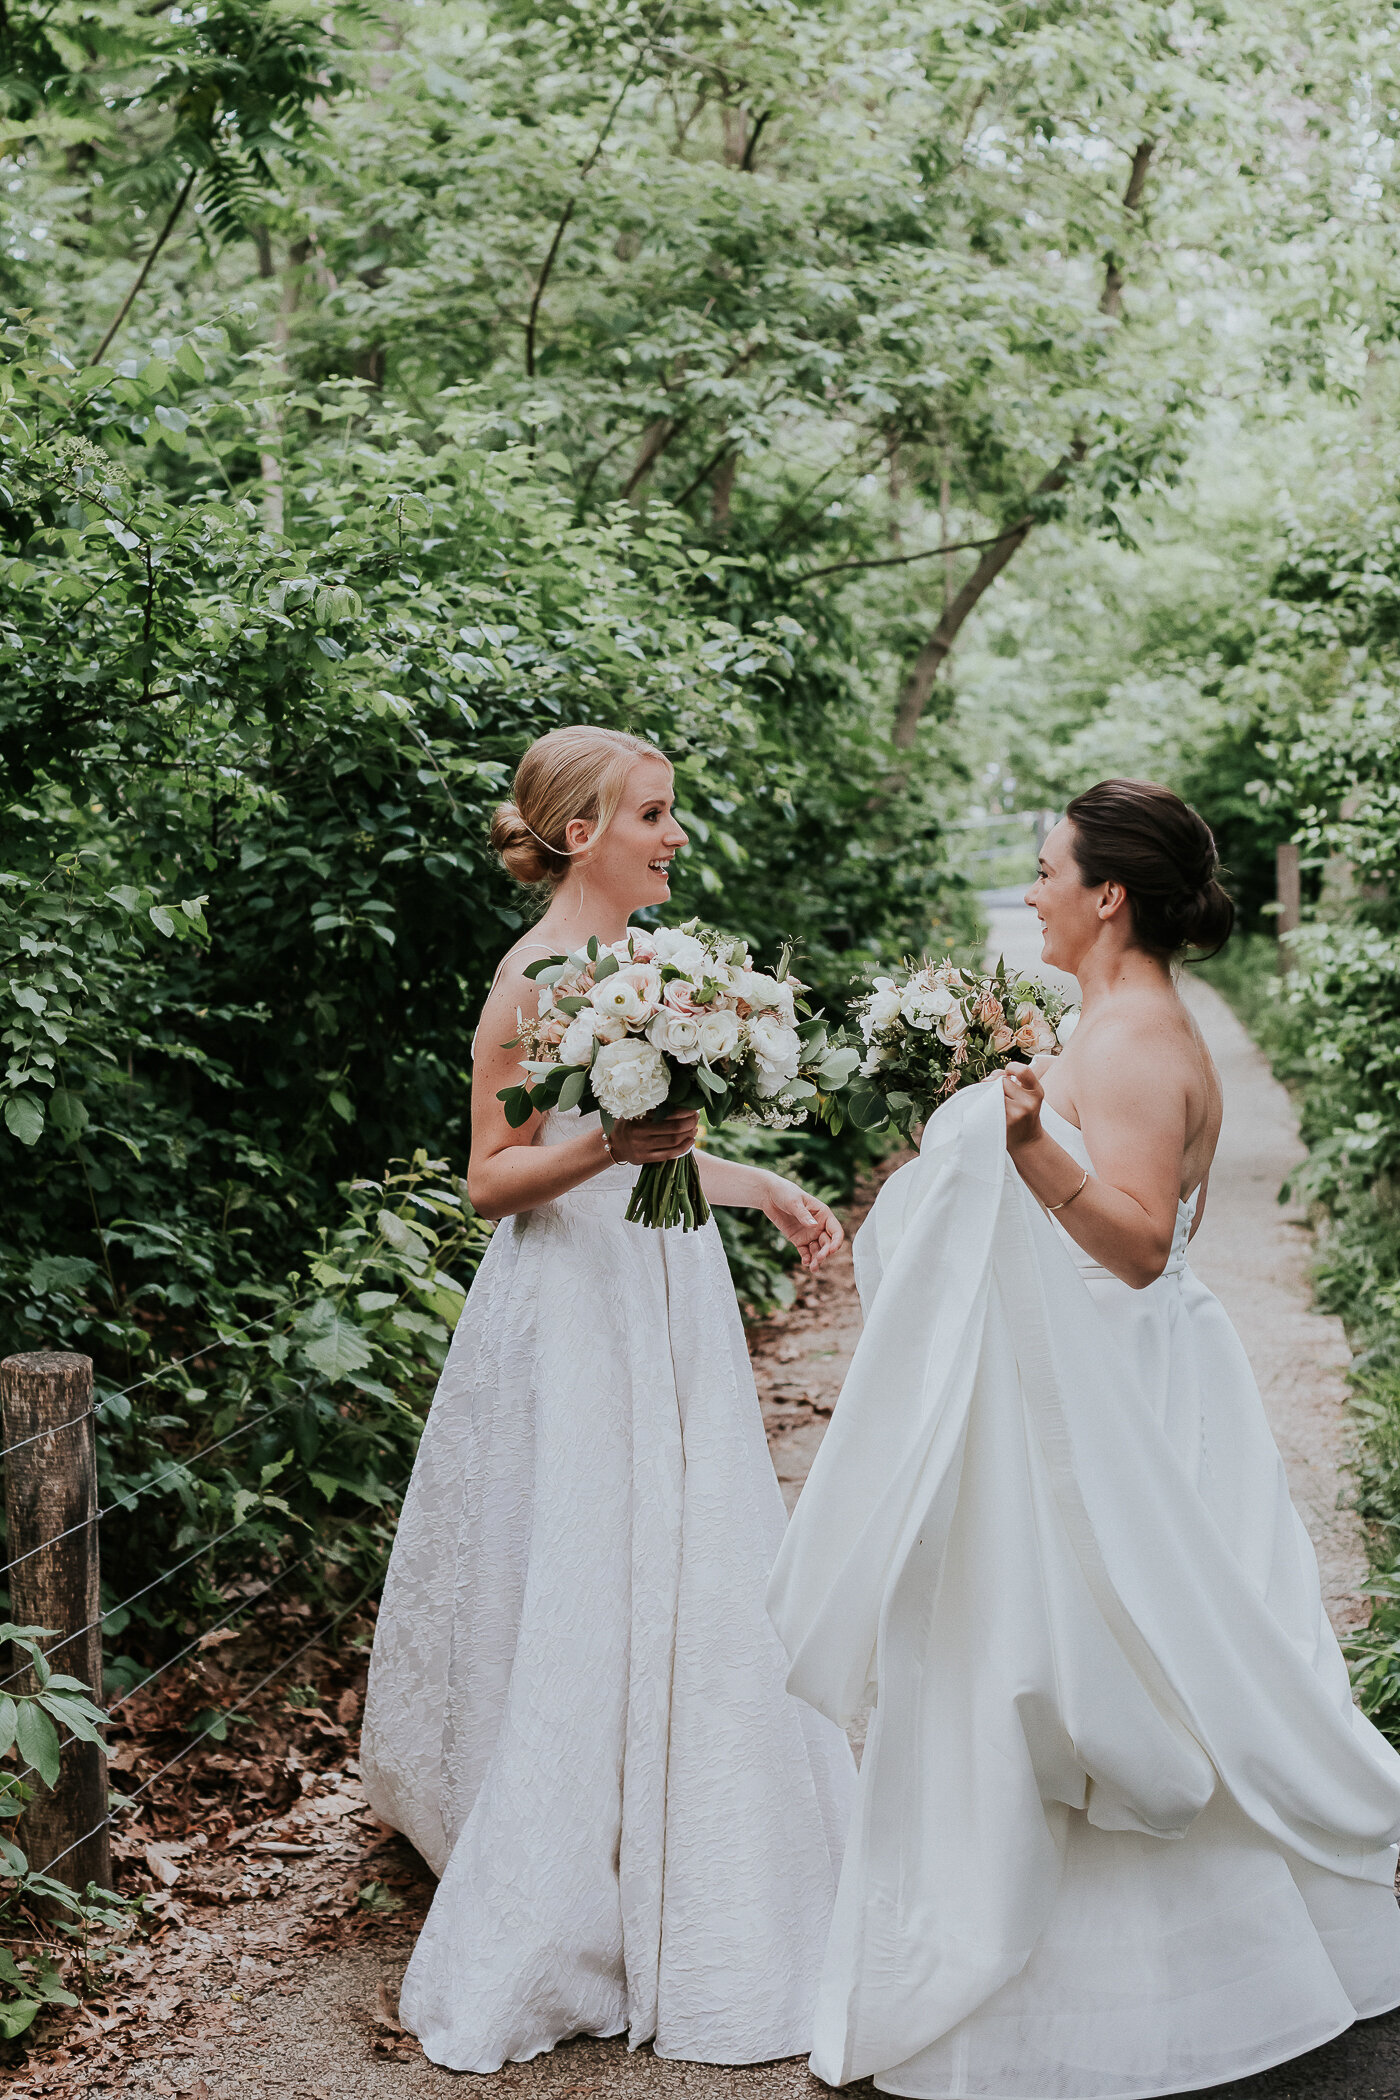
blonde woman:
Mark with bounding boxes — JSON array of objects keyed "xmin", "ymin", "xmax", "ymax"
[{"xmin": 362, "ymin": 727, "xmax": 857, "ymax": 2074}]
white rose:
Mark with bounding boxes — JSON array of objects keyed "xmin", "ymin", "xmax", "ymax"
[
  {"xmin": 859, "ymin": 1042, "xmax": 889, "ymax": 1076},
  {"xmin": 749, "ymin": 1013, "xmax": 802, "ymax": 1096},
  {"xmin": 695, "ymin": 1008, "xmax": 741, "ymax": 1064},
  {"xmin": 901, "ymin": 980, "xmax": 955, "ymax": 1029},
  {"xmin": 619, "ymin": 962, "xmax": 662, "ymax": 1009},
  {"xmin": 653, "ymin": 931, "xmax": 709, "ymax": 978},
  {"xmin": 936, "ymin": 1003, "xmax": 968, "ymax": 1046},
  {"xmin": 589, "ymin": 975, "xmax": 647, "ymax": 1025},
  {"xmin": 735, "ymin": 969, "xmax": 797, "ymax": 1026},
  {"xmin": 863, "ymin": 978, "xmax": 904, "ymax": 1036},
  {"xmin": 647, "ymin": 1008, "xmax": 704, "ymax": 1063},
  {"xmin": 591, "ymin": 1037, "xmax": 671, "ymax": 1119},
  {"xmin": 559, "ymin": 1013, "xmax": 600, "ymax": 1066}
]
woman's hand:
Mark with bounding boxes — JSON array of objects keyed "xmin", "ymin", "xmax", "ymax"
[
  {"xmin": 1001, "ymin": 1061, "xmax": 1046, "ymax": 1156},
  {"xmin": 762, "ymin": 1177, "xmax": 845, "ymax": 1273},
  {"xmin": 607, "ymin": 1110, "xmax": 699, "ymax": 1165}
]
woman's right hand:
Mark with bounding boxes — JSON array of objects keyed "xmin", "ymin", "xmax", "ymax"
[{"xmin": 607, "ymin": 1111, "xmax": 699, "ymax": 1164}]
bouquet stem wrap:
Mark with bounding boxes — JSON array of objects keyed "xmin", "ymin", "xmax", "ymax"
[{"xmin": 625, "ymin": 1148, "xmax": 712, "ymax": 1231}]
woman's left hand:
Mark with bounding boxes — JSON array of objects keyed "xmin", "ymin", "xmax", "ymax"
[
  {"xmin": 763, "ymin": 1178, "xmax": 845, "ymax": 1272},
  {"xmin": 1001, "ymin": 1061, "xmax": 1046, "ymax": 1155}
]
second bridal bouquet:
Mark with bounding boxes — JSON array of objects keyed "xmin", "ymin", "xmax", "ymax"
[
  {"xmin": 846, "ymin": 956, "xmax": 1078, "ymax": 1140},
  {"xmin": 497, "ymin": 920, "xmax": 859, "ymax": 1230}
]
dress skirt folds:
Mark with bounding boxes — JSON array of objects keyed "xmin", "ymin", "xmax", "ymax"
[
  {"xmin": 361, "ymin": 1110, "xmax": 856, "ymax": 2073},
  {"xmin": 768, "ymin": 1083, "xmax": 1400, "ymax": 2100}
]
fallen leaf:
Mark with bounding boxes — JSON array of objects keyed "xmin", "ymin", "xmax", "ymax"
[
  {"xmin": 144, "ymin": 1840, "xmax": 189, "ymax": 1887},
  {"xmin": 336, "ymin": 1685, "xmax": 360, "ymax": 1724},
  {"xmin": 373, "ymin": 1979, "xmax": 407, "ymax": 2034}
]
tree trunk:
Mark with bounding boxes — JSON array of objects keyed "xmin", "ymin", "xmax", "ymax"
[
  {"xmin": 622, "ymin": 418, "xmax": 679, "ymax": 503},
  {"xmin": 711, "ymin": 450, "xmax": 738, "ymax": 529},
  {"xmin": 891, "ymin": 138, "xmax": 1156, "ymax": 750},
  {"xmin": 260, "ymin": 238, "xmax": 312, "ymax": 537}
]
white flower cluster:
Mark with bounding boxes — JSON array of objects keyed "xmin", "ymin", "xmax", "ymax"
[
  {"xmin": 522, "ymin": 920, "xmax": 809, "ymax": 1122},
  {"xmin": 849, "ymin": 956, "xmax": 1077, "ymax": 1130}
]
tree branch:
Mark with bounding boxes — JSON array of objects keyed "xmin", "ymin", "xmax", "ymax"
[
  {"xmin": 797, "ymin": 525, "xmax": 1029, "ymax": 586},
  {"xmin": 891, "ymin": 454, "xmax": 1081, "ymax": 749},
  {"xmin": 524, "ymin": 5, "xmax": 677, "ymax": 377},
  {"xmin": 740, "ymin": 108, "xmax": 771, "ymax": 171},
  {"xmin": 889, "ymin": 136, "xmax": 1155, "ymax": 751},
  {"xmin": 89, "ymin": 164, "xmax": 197, "ymax": 366}
]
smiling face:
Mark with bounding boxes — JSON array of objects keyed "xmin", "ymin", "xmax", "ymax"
[
  {"xmin": 565, "ymin": 754, "xmax": 688, "ymax": 913},
  {"xmin": 1025, "ymin": 816, "xmax": 1128, "ymax": 975}
]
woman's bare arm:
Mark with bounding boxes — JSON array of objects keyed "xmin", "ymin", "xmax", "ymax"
[
  {"xmin": 1003, "ymin": 1009, "xmax": 1191, "ymax": 1288},
  {"xmin": 694, "ymin": 1149, "xmax": 844, "ymax": 1271}
]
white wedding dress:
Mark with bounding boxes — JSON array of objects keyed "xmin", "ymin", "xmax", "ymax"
[
  {"xmin": 361, "ymin": 1106, "xmax": 856, "ymax": 2073},
  {"xmin": 769, "ymin": 1082, "xmax": 1400, "ymax": 2100}
]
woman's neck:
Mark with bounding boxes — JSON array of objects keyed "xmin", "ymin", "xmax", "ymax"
[
  {"xmin": 532, "ymin": 883, "xmax": 635, "ymax": 951},
  {"xmin": 1074, "ymin": 939, "xmax": 1173, "ymax": 1014}
]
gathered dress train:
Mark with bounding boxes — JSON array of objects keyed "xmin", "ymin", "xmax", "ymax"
[
  {"xmin": 362, "ymin": 1108, "xmax": 857, "ymax": 2073},
  {"xmin": 768, "ymin": 1083, "xmax": 1400, "ymax": 2100}
]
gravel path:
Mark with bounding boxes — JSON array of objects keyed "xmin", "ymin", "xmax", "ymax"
[{"xmin": 85, "ymin": 908, "xmax": 1398, "ymax": 2100}]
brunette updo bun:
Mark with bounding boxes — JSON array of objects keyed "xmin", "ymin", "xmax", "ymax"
[
  {"xmin": 1065, "ymin": 779, "xmax": 1235, "ymax": 958},
  {"xmin": 490, "ymin": 725, "xmax": 670, "ymax": 888}
]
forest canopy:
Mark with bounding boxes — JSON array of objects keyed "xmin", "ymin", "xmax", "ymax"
[{"xmin": 4, "ymin": 0, "xmax": 1400, "ymax": 1652}]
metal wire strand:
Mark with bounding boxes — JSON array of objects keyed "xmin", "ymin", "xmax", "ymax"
[
  {"xmin": 0, "ymin": 1512, "xmax": 268, "ymax": 1693},
  {"xmin": 0, "ymin": 1294, "xmax": 311, "ymax": 1466},
  {"xmin": 0, "ymin": 1396, "xmax": 295, "ymax": 1583},
  {"xmin": 31, "ymin": 1571, "xmax": 385, "ymax": 1884}
]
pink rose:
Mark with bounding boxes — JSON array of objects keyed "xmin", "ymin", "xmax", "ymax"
[{"xmin": 989, "ymin": 1018, "xmax": 1016, "ymax": 1054}]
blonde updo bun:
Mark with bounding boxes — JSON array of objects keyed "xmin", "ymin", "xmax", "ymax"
[
  {"xmin": 491, "ymin": 725, "xmax": 671, "ymax": 889},
  {"xmin": 489, "ymin": 800, "xmax": 558, "ymax": 886}
]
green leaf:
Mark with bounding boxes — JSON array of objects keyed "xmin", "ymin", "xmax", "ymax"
[
  {"xmin": 556, "ymin": 1066, "xmax": 587, "ymax": 1113},
  {"xmin": 13, "ymin": 1701, "xmax": 60, "ymax": 1788},
  {"xmin": 844, "ymin": 1080, "xmax": 892, "ymax": 1133},
  {"xmin": 0, "ymin": 1699, "xmax": 17, "ymax": 1759},
  {"xmin": 593, "ymin": 951, "xmax": 620, "ymax": 980},
  {"xmin": 497, "ymin": 1084, "xmax": 535, "ymax": 1128},
  {"xmin": 328, "ymin": 1090, "xmax": 354, "ymax": 1123},
  {"xmin": 175, "ymin": 339, "xmax": 206, "ymax": 381},
  {"xmin": 148, "ymin": 905, "xmax": 176, "ymax": 937},
  {"xmin": 4, "ymin": 1094, "xmax": 43, "ymax": 1146},
  {"xmin": 0, "ymin": 1998, "xmax": 41, "ymax": 2040}
]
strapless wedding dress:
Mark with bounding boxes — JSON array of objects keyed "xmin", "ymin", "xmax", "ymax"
[
  {"xmin": 361, "ymin": 1108, "xmax": 856, "ymax": 2073},
  {"xmin": 770, "ymin": 1084, "xmax": 1400, "ymax": 2100}
]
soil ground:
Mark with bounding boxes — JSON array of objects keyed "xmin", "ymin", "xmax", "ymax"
[{"xmin": 11, "ymin": 908, "xmax": 1400, "ymax": 2099}]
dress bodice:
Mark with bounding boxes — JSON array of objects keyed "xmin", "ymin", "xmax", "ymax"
[
  {"xmin": 532, "ymin": 1106, "xmax": 640, "ymax": 1220},
  {"xmin": 1040, "ymin": 1099, "xmax": 1196, "ymax": 1283}
]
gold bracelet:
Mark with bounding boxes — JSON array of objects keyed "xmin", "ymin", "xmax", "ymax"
[{"xmin": 1047, "ymin": 1167, "xmax": 1089, "ymax": 1214}]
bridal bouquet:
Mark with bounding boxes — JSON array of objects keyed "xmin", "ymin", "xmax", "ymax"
[
  {"xmin": 845, "ymin": 957, "xmax": 1077, "ymax": 1140},
  {"xmin": 497, "ymin": 921, "xmax": 859, "ymax": 1230}
]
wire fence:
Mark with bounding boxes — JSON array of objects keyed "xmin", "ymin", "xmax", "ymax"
[{"xmin": 0, "ymin": 1295, "xmax": 404, "ymax": 1904}]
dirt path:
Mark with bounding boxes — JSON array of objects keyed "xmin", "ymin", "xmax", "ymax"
[{"xmin": 36, "ymin": 917, "xmax": 1396, "ymax": 2100}]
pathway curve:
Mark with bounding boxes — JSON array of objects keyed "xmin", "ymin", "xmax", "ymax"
[{"xmin": 80, "ymin": 908, "xmax": 1399, "ymax": 2100}]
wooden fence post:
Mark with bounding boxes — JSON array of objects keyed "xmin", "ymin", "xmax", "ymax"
[
  {"xmin": 1276, "ymin": 841, "xmax": 1302, "ymax": 973},
  {"xmin": 1, "ymin": 1352, "xmax": 111, "ymax": 1891}
]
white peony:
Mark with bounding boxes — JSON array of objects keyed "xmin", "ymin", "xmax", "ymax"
[
  {"xmin": 591, "ymin": 1037, "xmax": 671, "ymax": 1118},
  {"xmin": 734, "ymin": 969, "xmax": 797, "ymax": 1026},
  {"xmin": 559, "ymin": 1013, "xmax": 600, "ymax": 1066},
  {"xmin": 589, "ymin": 975, "xmax": 647, "ymax": 1025},
  {"xmin": 647, "ymin": 1008, "xmax": 704, "ymax": 1063},
  {"xmin": 901, "ymin": 979, "xmax": 955, "ymax": 1030},
  {"xmin": 695, "ymin": 1007, "xmax": 741, "ymax": 1064}
]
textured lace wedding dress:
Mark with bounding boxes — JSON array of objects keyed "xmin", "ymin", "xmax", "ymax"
[
  {"xmin": 361, "ymin": 1106, "xmax": 857, "ymax": 2073},
  {"xmin": 770, "ymin": 1082, "xmax": 1400, "ymax": 2099}
]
